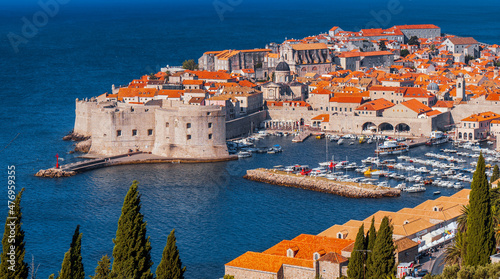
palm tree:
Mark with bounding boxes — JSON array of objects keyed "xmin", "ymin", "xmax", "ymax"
[
  {"xmin": 457, "ymin": 205, "xmax": 469, "ymax": 233},
  {"xmin": 444, "ymin": 231, "xmax": 466, "ymax": 267}
]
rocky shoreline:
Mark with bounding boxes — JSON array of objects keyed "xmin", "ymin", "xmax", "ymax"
[
  {"xmin": 63, "ymin": 131, "xmax": 90, "ymax": 142},
  {"xmin": 244, "ymin": 169, "xmax": 400, "ymax": 198}
]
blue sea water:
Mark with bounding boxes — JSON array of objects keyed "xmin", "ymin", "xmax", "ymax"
[{"xmin": 1, "ymin": 0, "xmax": 499, "ymax": 278}]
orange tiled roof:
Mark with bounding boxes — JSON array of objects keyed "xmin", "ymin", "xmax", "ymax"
[
  {"xmin": 395, "ymin": 24, "xmax": 440, "ymax": 30},
  {"xmin": 311, "ymin": 88, "xmax": 333, "ymax": 95},
  {"xmin": 157, "ymin": 89, "xmax": 184, "ymax": 98},
  {"xmin": 433, "ymin": 100, "xmax": 454, "ymax": 108},
  {"xmin": 338, "ymin": 51, "xmax": 393, "ymax": 58},
  {"xmin": 356, "ymin": 98, "xmax": 394, "ymax": 111},
  {"xmin": 401, "ymin": 99, "xmax": 432, "ymax": 114},
  {"xmin": 462, "ymin": 111, "xmax": 500, "ymax": 122},
  {"xmin": 267, "ymin": 101, "xmax": 310, "ymax": 107},
  {"xmin": 311, "ymin": 114, "xmax": 330, "ymax": 122},
  {"xmin": 182, "ymin": 80, "xmax": 204, "ymax": 85},
  {"xmin": 238, "ymin": 80, "xmax": 257, "ymax": 88},
  {"xmin": 225, "ymin": 251, "xmax": 313, "ymax": 273},
  {"xmin": 187, "ymin": 70, "xmax": 233, "ymax": 80},
  {"xmin": 426, "ymin": 110, "xmax": 441, "ymax": 116},
  {"xmin": 447, "ymin": 37, "xmax": 478, "ymax": 45},
  {"xmin": 329, "ymin": 96, "xmax": 364, "ymax": 103},
  {"xmin": 292, "ymin": 43, "xmax": 328, "ymax": 51}
]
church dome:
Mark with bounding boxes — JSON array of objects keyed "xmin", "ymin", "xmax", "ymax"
[
  {"xmin": 427, "ymin": 82, "xmax": 439, "ymax": 91},
  {"xmin": 276, "ymin": 61, "xmax": 290, "ymax": 72}
]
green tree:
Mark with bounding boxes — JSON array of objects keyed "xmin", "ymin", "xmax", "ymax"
[
  {"xmin": 58, "ymin": 225, "xmax": 85, "ymax": 279},
  {"xmin": 444, "ymin": 230, "xmax": 466, "ymax": 267},
  {"xmin": 90, "ymin": 255, "xmax": 111, "ymax": 279},
  {"xmin": 457, "ymin": 205, "xmax": 469, "ymax": 233},
  {"xmin": 465, "ymin": 55, "xmax": 474, "ymax": 64},
  {"xmin": 379, "ymin": 41, "xmax": 387, "ymax": 51},
  {"xmin": 0, "ymin": 188, "xmax": 29, "ymax": 279},
  {"xmin": 368, "ymin": 216, "xmax": 395, "ymax": 279},
  {"xmin": 347, "ymin": 224, "xmax": 366, "ymax": 279},
  {"xmin": 156, "ymin": 229, "xmax": 186, "ymax": 279},
  {"xmin": 365, "ymin": 217, "xmax": 377, "ymax": 278},
  {"xmin": 408, "ymin": 36, "xmax": 420, "ymax": 46},
  {"xmin": 491, "ymin": 165, "xmax": 499, "ymax": 186},
  {"xmin": 182, "ymin": 60, "xmax": 198, "ymax": 71},
  {"xmin": 111, "ymin": 180, "xmax": 153, "ymax": 279},
  {"xmin": 464, "ymin": 153, "xmax": 496, "ymax": 266},
  {"xmin": 400, "ymin": 49, "xmax": 410, "ymax": 57}
]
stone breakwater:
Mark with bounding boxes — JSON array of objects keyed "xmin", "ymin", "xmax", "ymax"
[
  {"xmin": 35, "ymin": 168, "xmax": 76, "ymax": 178},
  {"xmin": 244, "ymin": 169, "xmax": 400, "ymax": 198}
]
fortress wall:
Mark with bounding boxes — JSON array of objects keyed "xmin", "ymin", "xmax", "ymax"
[
  {"xmin": 267, "ymin": 109, "xmax": 317, "ymax": 124},
  {"xmin": 225, "ymin": 110, "xmax": 268, "ymax": 139},
  {"xmin": 88, "ymin": 105, "xmax": 156, "ymax": 156},
  {"xmin": 152, "ymin": 105, "xmax": 229, "ymax": 159},
  {"xmin": 74, "ymin": 99, "xmax": 99, "ymax": 136}
]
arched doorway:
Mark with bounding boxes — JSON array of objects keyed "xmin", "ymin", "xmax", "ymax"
[
  {"xmin": 378, "ymin": 123, "xmax": 394, "ymax": 132},
  {"xmin": 395, "ymin": 123, "xmax": 410, "ymax": 132},
  {"xmin": 362, "ymin": 122, "xmax": 377, "ymax": 131}
]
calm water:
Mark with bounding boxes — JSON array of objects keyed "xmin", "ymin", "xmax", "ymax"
[{"xmin": 1, "ymin": 1, "xmax": 499, "ymax": 278}]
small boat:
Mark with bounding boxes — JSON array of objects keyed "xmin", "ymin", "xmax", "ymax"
[
  {"xmin": 338, "ymin": 139, "xmax": 344, "ymax": 145},
  {"xmin": 426, "ymin": 131, "xmax": 449, "ymax": 146},
  {"xmin": 375, "ymin": 140, "xmax": 409, "ymax": 155},
  {"xmin": 395, "ymin": 182, "xmax": 407, "ymax": 190},
  {"xmin": 349, "ymin": 142, "xmax": 354, "ymax": 145},
  {"xmin": 316, "ymin": 133, "xmax": 325, "ymax": 139},
  {"xmin": 433, "ymin": 191, "xmax": 441, "ymax": 195},
  {"xmin": 237, "ymin": 151, "xmax": 252, "ymax": 158},
  {"xmin": 364, "ymin": 167, "xmax": 379, "ymax": 176},
  {"xmin": 404, "ymin": 184, "xmax": 426, "ymax": 193},
  {"xmin": 359, "ymin": 136, "xmax": 366, "ymax": 144}
]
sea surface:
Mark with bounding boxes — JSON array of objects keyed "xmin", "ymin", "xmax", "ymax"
[{"xmin": 1, "ymin": 0, "xmax": 499, "ymax": 278}]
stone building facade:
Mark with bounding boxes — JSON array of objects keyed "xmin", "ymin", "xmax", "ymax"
[{"xmin": 280, "ymin": 43, "xmax": 332, "ymax": 77}]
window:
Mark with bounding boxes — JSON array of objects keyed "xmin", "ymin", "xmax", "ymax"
[
  {"xmin": 132, "ymin": 129, "xmax": 137, "ymax": 136},
  {"xmin": 208, "ymin": 134, "xmax": 213, "ymax": 139},
  {"xmin": 208, "ymin": 123, "xmax": 213, "ymax": 128},
  {"xmin": 166, "ymin": 122, "xmax": 169, "ymax": 127},
  {"xmin": 207, "ymin": 112, "xmax": 211, "ymax": 116},
  {"xmin": 116, "ymin": 130, "xmax": 122, "ymax": 137},
  {"xmin": 187, "ymin": 135, "xmax": 191, "ymax": 140},
  {"xmin": 148, "ymin": 129, "xmax": 153, "ymax": 136},
  {"xmin": 186, "ymin": 123, "xmax": 191, "ymax": 129}
]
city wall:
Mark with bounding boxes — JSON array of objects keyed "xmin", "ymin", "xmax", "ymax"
[{"xmin": 226, "ymin": 110, "xmax": 268, "ymax": 139}]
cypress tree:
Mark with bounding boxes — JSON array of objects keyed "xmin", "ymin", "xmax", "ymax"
[
  {"xmin": 0, "ymin": 188, "xmax": 29, "ymax": 279},
  {"xmin": 58, "ymin": 225, "xmax": 85, "ymax": 279},
  {"xmin": 491, "ymin": 165, "xmax": 499, "ymax": 186},
  {"xmin": 465, "ymin": 153, "xmax": 496, "ymax": 266},
  {"xmin": 156, "ymin": 229, "xmax": 186, "ymax": 279},
  {"xmin": 347, "ymin": 224, "xmax": 365, "ymax": 279},
  {"xmin": 365, "ymin": 217, "xmax": 377, "ymax": 278},
  {"xmin": 90, "ymin": 255, "xmax": 111, "ymax": 279},
  {"xmin": 368, "ymin": 216, "xmax": 395, "ymax": 278},
  {"xmin": 111, "ymin": 180, "xmax": 153, "ymax": 279}
]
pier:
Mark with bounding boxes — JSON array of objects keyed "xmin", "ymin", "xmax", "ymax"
[
  {"xmin": 406, "ymin": 137, "xmax": 428, "ymax": 148},
  {"xmin": 244, "ymin": 168, "xmax": 401, "ymax": 198},
  {"xmin": 35, "ymin": 152, "xmax": 237, "ymax": 177},
  {"xmin": 292, "ymin": 131, "xmax": 311, "ymax": 143}
]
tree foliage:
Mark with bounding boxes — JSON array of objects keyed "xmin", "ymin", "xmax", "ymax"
[
  {"xmin": 111, "ymin": 180, "xmax": 153, "ymax": 279},
  {"xmin": 0, "ymin": 188, "xmax": 29, "ymax": 279},
  {"xmin": 156, "ymin": 229, "xmax": 186, "ymax": 279},
  {"xmin": 379, "ymin": 41, "xmax": 387, "ymax": 51},
  {"xmin": 400, "ymin": 49, "xmax": 410, "ymax": 57},
  {"xmin": 347, "ymin": 224, "xmax": 365, "ymax": 279},
  {"xmin": 90, "ymin": 255, "xmax": 111, "ymax": 279},
  {"xmin": 464, "ymin": 153, "xmax": 496, "ymax": 266},
  {"xmin": 365, "ymin": 217, "xmax": 377, "ymax": 278},
  {"xmin": 58, "ymin": 225, "xmax": 85, "ymax": 279},
  {"xmin": 408, "ymin": 36, "xmax": 420, "ymax": 46},
  {"xmin": 182, "ymin": 60, "xmax": 198, "ymax": 71},
  {"xmin": 368, "ymin": 216, "xmax": 395, "ymax": 278}
]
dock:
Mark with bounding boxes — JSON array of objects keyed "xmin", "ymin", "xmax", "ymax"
[
  {"xmin": 292, "ymin": 131, "xmax": 311, "ymax": 143},
  {"xmin": 406, "ymin": 137, "xmax": 428, "ymax": 148},
  {"xmin": 35, "ymin": 152, "xmax": 237, "ymax": 177}
]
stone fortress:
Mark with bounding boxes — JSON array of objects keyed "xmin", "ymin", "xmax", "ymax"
[{"xmin": 73, "ymin": 99, "xmax": 232, "ymax": 160}]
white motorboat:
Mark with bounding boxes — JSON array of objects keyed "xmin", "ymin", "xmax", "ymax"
[
  {"xmin": 237, "ymin": 151, "xmax": 252, "ymax": 158},
  {"xmin": 404, "ymin": 184, "xmax": 426, "ymax": 193},
  {"xmin": 376, "ymin": 140, "xmax": 409, "ymax": 155}
]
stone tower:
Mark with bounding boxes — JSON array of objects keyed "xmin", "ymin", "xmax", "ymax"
[{"xmin": 456, "ymin": 75, "xmax": 466, "ymax": 101}]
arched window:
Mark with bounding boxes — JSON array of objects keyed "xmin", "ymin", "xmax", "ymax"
[{"xmin": 469, "ymin": 133, "xmax": 473, "ymax": 140}]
